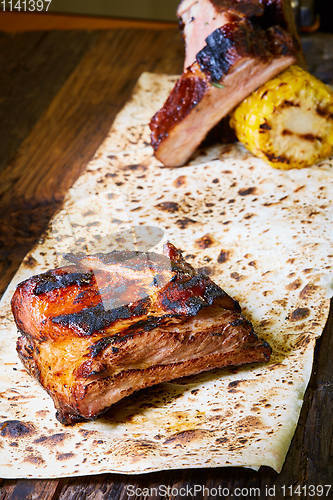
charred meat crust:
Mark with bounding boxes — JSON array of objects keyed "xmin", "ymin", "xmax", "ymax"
[
  {"xmin": 150, "ymin": 19, "xmax": 296, "ymax": 154},
  {"xmin": 150, "ymin": 76, "xmax": 207, "ymax": 151},
  {"xmin": 51, "ymin": 298, "xmax": 151, "ymax": 337},
  {"xmin": 33, "ymin": 271, "xmax": 93, "ymax": 295},
  {"xmin": 196, "ymin": 22, "xmax": 295, "ymax": 83},
  {"xmin": 13, "ymin": 243, "xmax": 271, "ymax": 424},
  {"xmin": 12, "ymin": 243, "xmax": 239, "ymax": 340},
  {"xmin": 177, "ymin": 0, "xmax": 303, "ymax": 72}
]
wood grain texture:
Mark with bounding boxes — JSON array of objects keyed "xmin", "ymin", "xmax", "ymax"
[
  {"xmin": 0, "ymin": 29, "xmax": 332, "ymax": 500},
  {"xmin": 0, "ymin": 29, "xmax": 183, "ymax": 297},
  {"xmin": 0, "ymin": 13, "xmax": 177, "ymax": 33}
]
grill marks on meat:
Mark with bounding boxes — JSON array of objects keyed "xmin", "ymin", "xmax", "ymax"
[
  {"xmin": 178, "ymin": 0, "xmax": 264, "ymax": 69},
  {"xmin": 150, "ymin": 0, "xmax": 300, "ymax": 167},
  {"xmin": 12, "ymin": 243, "xmax": 271, "ymax": 424},
  {"xmin": 196, "ymin": 23, "xmax": 293, "ymax": 82},
  {"xmin": 13, "ymin": 244, "xmax": 235, "ymax": 340},
  {"xmin": 33, "ymin": 271, "xmax": 93, "ymax": 295},
  {"xmin": 178, "ymin": 0, "xmax": 303, "ymax": 69},
  {"xmin": 150, "ymin": 19, "xmax": 296, "ymax": 166}
]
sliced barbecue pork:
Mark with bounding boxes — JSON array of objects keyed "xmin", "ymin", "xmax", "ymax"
[
  {"xmin": 150, "ymin": 19, "xmax": 296, "ymax": 167},
  {"xmin": 12, "ymin": 243, "xmax": 271, "ymax": 424},
  {"xmin": 178, "ymin": 0, "xmax": 303, "ymax": 69}
]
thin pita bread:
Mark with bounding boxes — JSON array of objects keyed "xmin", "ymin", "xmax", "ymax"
[{"xmin": 0, "ymin": 73, "xmax": 332, "ymax": 478}]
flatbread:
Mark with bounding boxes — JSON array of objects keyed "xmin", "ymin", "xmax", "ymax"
[{"xmin": 0, "ymin": 73, "xmax": 332, "ymax": 479}]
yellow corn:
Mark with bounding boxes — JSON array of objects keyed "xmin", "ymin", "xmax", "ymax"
[{"xmin": 230, "ymin": 65, "xmax": 333, "ymax": 169}]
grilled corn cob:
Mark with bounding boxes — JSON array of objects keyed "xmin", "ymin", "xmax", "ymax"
[{"xmin": 230, "ymin": 65, "xmax": 333, "ymax": 169}]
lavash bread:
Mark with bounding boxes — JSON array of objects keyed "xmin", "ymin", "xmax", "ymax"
[{"xmin": 0, "ymin": 73, "xmax": 331, "ymax": 478}]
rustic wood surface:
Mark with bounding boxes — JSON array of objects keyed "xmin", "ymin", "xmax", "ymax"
[
  {"xmin": 0, "ymin": 29, "xmax": 332, "ymax": 499},
  {"xmin": 0, "ymin": 13, "xmax": 177, "ymax": 33}
]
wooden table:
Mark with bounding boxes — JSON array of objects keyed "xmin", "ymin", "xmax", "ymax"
[{"xmin": 0, "ymin": 23, "xmax": 332, "ymax": 500}]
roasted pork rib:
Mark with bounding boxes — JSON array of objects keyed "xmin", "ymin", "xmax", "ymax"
[
  {"xmin": 12, "ymin": 243, "xmax": 271, "ymax": 424},
  {"xmin": 178, "ymin": 0, "xmax": 303, "ymax": 69},
  {"xmin": 150, "ymin": 18, "xmax": 296, "ymax": 166}
]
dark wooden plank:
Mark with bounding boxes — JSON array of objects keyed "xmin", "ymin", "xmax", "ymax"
[
  {"xmin": 0, "ymin": 28, "xmax": 182, "ymax": 498},
  {"xmin": 0, "ymin": 12, "xmax": 177, "ymax": 33},
  {"xmin": 0, "ymin": 479, "xmax": 58, "ymax": 500},
  {"xmin": 0, "ymin": 28, "xmax": 181, "ymax": 499},
  {"xmin": 302, "ymin": 32, "xmax": 333, "ymax": 84},
  {"xmin": 0, "ymin": 28, "xmax": 183, "ymax": 298},
  {"xmin": 0, "ymin": 30, "xmax": 98, "ymax": 175}
]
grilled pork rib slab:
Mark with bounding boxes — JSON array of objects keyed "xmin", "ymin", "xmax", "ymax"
[
  {"xmin": 178, "ymin": 0, "xmax": 303, "ymax": 69},
  {"xmin": 150, "ymin": 20, "xmax": 296, "ymax": 167},
  {"xmin": 12, "ymin": 243, "xmax": 271, "ymax": 424}
]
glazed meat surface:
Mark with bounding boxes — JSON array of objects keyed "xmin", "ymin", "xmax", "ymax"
[
  {"xmin": 12, "ymin": 243, "xmax": 271, "ymax": 424},
  {"xmin": 150, "ymin": 19, "xmax": 296, "ymax": 167},
  {"xmin": 178, "ymin": 0, "xmax": 303, "ymax": 69}
]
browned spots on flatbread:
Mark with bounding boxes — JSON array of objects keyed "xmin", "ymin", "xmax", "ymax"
[
  {"xmin": 217, "ymin": 249, "xmax": 231, "ymax": 263},
  {"xmin": 259, "ymin": 319, "xmax": 272, "ymax": 327},
  {"xmin": 175, "ymin": 217, "xmax": 197, "ymax": 229},
  {"xmin": 238, "ymin": 187, "xmax": 257, "ymax": 196},
  {"xmin": 288, "ymin": 307, "xmax": 310, "ymax": 322},
  {"xmin": 112, "ymin": 439, "xmax": 158, "ymax": 459},
  {"xmin": 24, "ymin": 454, "xmax": 45, "ymax": 465},
  {"xmin": 263, "ymin": 195, "xmax": 288, "ymax": 206},
  {"xmin": 238, "ymin": 438, "xmax": 248, "ymax": 444},
  {"xmin": 274, "ymin": 298, "xmax": 288, "ymax": 307},
  {"xmin": 295, "ymin": 335, "xmax": 311, "ymax": 349},
  {"xmin": 294, "ymin": 323, "xmax": 308, "ymax": 331},
  {"xmin": 230, "ymin": 272, "xmax": 244, "ymax": 281},
  {"xmin": 215, "ymin": 437, "xmax": 228, "ymax": 444},
  {"xmin": 23, "ymin": 255, "xmax": 37, "ymax": 268},
  {"xmin": 286, "ymin": 279, "xmax": 302, "ymax": 290},
  {"xmin": 237, "ymin": 416, "xmax": 266, "ymax": 431},
  {"xmin": 299, "ymin": 283, "xmax": 318, "ymax": 299},
  {"xmin": 0, "ymin": 420, "xmax": 35, "ymax": 438},
  {"xmin": 174, "ymin": 175, "xmax": 187, "ymax": 187},
  {"xmin": 126, "ymin": 164, "xmax": 146, "ymax": 171},
  {"xmin": 56, "ymin": 452, "xmax": 75, "ymax": 461},
  {"xmin": 228, "ymin": 380, "xmax": 245, "ymax": 389},
  {"xmin": 93, "ymin": 439, "xmax": 105, "ymax": 445},
  {"xmin": 228, "ymin": 379, "xmax": 256, "ymax": 393},
  {"xmin": 78, "ymin": 429, "xmax": 96, "ymax": 437},
  {"xmin": 34, "ymin": 433, "xmax": 70, "ymax": 445},
  {"xmin": 195, "ymin": 234, "xmax": 215, "ymax": 249},
  {"xmin": 155, "ymin": 201, "xmax": 179, "ymax": 213},
  {"xmin": 164, "ymin": 429, "xmax": 209, "ymax": 445},
  {"xmin": 208, "ymin": 410, "xmax": 232, "ymax": 423}
]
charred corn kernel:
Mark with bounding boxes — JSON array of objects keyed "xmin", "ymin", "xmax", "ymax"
[{"xmin": 230, "ymin": 65, "xmax": 333, "ymax": 169}]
